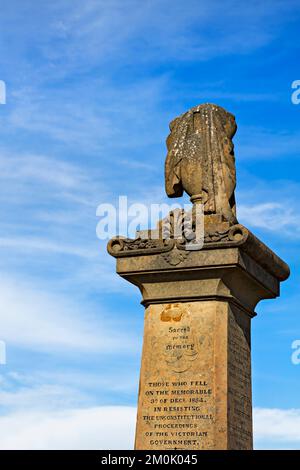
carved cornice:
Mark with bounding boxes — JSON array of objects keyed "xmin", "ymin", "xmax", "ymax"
[
  {"xmin": 107, "ymin": 224, "xmax": 290, "ymax": 282},
  {"xmin": 107, "ymin": 237, "xmax": 175, "ymax": 257}
]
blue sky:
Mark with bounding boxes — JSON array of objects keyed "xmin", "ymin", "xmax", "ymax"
[{"xmin": 0, "ymin": 0, "xmax": 300, "ymax": 449}]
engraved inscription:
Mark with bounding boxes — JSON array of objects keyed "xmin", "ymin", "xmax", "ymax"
[
  {"xmin": 135, "ymin": 302, "xmax": 253, "ymax": 450},
  {"xmin": 228, "ymin": 307, "xmax": 252, "ymax": 450},
  {"xmin": 141, "ymin": 379, "xmax": 214, "ymax": 449},
  {"xmin": 135, "ymin": 302, "xmax": 216, "ymax": 450}
]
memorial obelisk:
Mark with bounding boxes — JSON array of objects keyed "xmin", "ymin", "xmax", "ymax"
[{"xmin": 108, "ymin": 103, "xmax": 289, "ymax": 450}]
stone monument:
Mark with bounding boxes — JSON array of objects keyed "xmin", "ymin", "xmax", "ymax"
[{"xmin": 108, "ymin": 103, "xmax": 290, "ymax": 450}]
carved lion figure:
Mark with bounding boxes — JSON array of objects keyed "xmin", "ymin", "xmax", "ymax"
[{"xmin": 165, "ymin": 103, "xmax": 238, "ymax": 225}]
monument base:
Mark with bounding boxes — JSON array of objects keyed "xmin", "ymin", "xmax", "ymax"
[{"xmin": 108, "ymin": 224, "xmax": 289, "ymax": 450}]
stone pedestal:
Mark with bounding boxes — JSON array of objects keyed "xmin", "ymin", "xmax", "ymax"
[{"xmin": 108, "ymin": 224, "xmax": 289, "ymax": 450}]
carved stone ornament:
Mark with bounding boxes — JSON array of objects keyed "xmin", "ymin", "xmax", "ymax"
[
  {"xmin": 107, "ymin": 236, "xmax": 175, "ymax": 257},
  {"xmin": 162, "ymin": 247, "xmax": 190, "ymax": 266},
  {"xmin": 107, "ymin": 224, "xmax": 289, "ymax": 281}
]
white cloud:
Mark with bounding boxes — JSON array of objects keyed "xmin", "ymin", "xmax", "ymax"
[
  {"xmin": 0, "ymin": 406, "xmax": 136, "ymax": 450},
  {"xmin": 254, "ymin": 408, "xmax": 300, "ymax": 449},
  {"xmin": 0, "ymin": 275, "xmax": 134, "ymax": 354}
]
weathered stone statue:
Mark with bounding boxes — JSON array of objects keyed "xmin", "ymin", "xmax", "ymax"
[
  {"xmin": 165, "ymin": 103, "xmax": 237, "ymax": 225},
  {"xmin": 107, "ymin": 103, "xmax": 290, "ymax": 450}
]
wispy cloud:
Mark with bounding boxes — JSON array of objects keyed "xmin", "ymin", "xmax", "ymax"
[
  {"xmin": 0, "ymin": 275, "xmax": 135, "ymax": 353},
  {"xmin": 238, "ymin": 127, "xmax": 300, "ymax": 160},
  {"xmin": 2, "ymin": 0, "xmax": 299, "ymax": 84},
  {"xmin": 0, "ymin": 151, "xmax": 88, "ymax": 188},
  {"xmin": 0, "ymin": 150, "xmax": 102, "ymax": 209},
  {"xmin": 239, "ymin": 202, "xmax": 299, "ymax": 233},
  {"xmin": 0, "ymin": 383, "xmax": 88, "ymax": 413},
  {"xmin": 0, "ymin": 237, "xmax": 97, "ymax": 259},
  {"xmin": 0, "ymin": 368, "xmax": 137, "ymax": 414},
  {"xmin": 6, "ymin": 77, "xmax": 169, "ymax": 155},
  {"xmin": 237, "ymin": 180, "xmax": 300, "ymax": 237},
  {"xmin": 42, "ymin": 0, "xmax": 300, "ymax": 69}
]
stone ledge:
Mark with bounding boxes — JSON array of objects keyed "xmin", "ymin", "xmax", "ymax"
[{"xmin": 108, "ymin": 224, "xmax": 290, "ymax": 282}]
